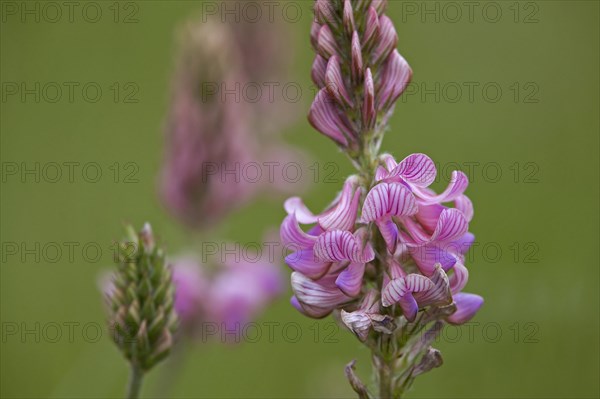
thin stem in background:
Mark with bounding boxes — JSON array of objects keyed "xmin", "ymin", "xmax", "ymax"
[{"xmin": 127, "ymin": 364, "xmax": 144, "ymax": 399}]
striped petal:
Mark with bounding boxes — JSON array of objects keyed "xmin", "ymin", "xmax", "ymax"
[
  {"xmin": 402, "ymin": 208, "xmax": 468, "ymax": 246},
  {"xmin": 430, "ymin": 208, "xmax": 469, "ymax": 243},
  {"xmin": 449, "ymin": 261, "xmax": 469, "ymax": 295},
  {"xmin": 326, "ymin": 56, "xmax": 353, "ymax": 107},
  {"xmin": 291, "ymin": 272, "xmax": 351, "ymax": 309},
  {"xmin": 414, "ymin": 171, "xmax": 469, "ymax": 205},
  {"xmin": 280, "ymin": 214, "xmax": 317, "ymax": 249},
  {"xmin": 311, "ymin": 55, "xmax": 327, "ymax": 88},
  {"xmin": 335, "ymin": 262, "xmax": 366, "ymax": 297},
  {"xmin": 414, "ymin": 265, "xmax": 452, "ymax": 307},
  {"xmin": 373, "ymin": 15, "xmax": 398, "ymax": 65},
  {"xmin": 317, "ymin": 24, "xmax": 338, "ymax": 58},
  {"xmin": 415, "ymin": 203, "xmax": 445, "ymax": 233},
  {"xmin": 361, "ymin": 182, "xmax": 418, "ymax": 223},
  {"xmin": 309, "ymin": 89, "xmax": 355, "ymax": 146},
  {"xmin": 318, "ymin": 178, "xmax": 360, "ymax": 231},
  {"xmin": 314, "ymin": 230, "xmax": 375, "ymax": 263},
  {"xmin": 446, "ymin": 293, "xmax": 483, "ymax": 325},
  {"xmin": 291, "ymin": 295, "xmax": 332, "ymax": 319},
  {"xmin": 410, "ymin": 245, "xmax": 456, "ymax": 275},
  {"xmin": 389, "ymin": 153, "xmax": 437, "ymax": 187},
  {"xmin": 375, "ymin": 217, "xmax": 399, "ymax": 252},
  {"xmin": 455, "ymin": 194, "xmax": 474, "ymax": 221},
  {"xmin": 285, "ymin": 249, "xmax": 330, "ymax": 280},
  {"xmin": 377, "ymin": 50, "xmax": 412, "ymax": 110},
  {"xmin": 381, "ymin": 274, "xmax": 432, "ymax": 307},
  {"xmin": 362, "ymin": 6, "xmax": 380, "ymax": 51},
  {"xmin": 284, "ymin": 197, "xmax": 317, "ymax": 224}
]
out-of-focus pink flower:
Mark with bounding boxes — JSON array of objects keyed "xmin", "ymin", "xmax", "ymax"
[
  {"xmin": 160, "ymin": 13, "xmax": 304, "ymax": 229},
  {"xmin": 171, "ymin": 257, "xmax": 208, "ymax": 331},
  {"xmin": 169, "ymin": 249, "xmax": 283, "ymax": 340}
]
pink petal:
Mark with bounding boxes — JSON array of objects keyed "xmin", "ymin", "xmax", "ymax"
[
  {"xmin": 335, "ymin": 262, "xmax": 366, "ymax": 297},
  {"xmin": 362, "ymin": 68, "xmax": 376, "ymax": 130},
  {"xmin": 413, "ymin": 265, "xmax": 452, "ymax": 307},
  {"xmin": 430, "ymin": 208, "xmax": 469, "ymax": 243},
  {"xmin": 410, "ymin": 245, "xmax": 457, "ymax": 275},
  {"xmin": 285, "ymin": 249, "xmax": 330, "ymax": 280},
  {"xmin": 377, "ymin": 50, "xmax": 412, "ymax": 110},
  {"xmin": 317, "ymin": 24, "xmax": 338, "ymax": 58},
  {"xmin": 372, "ymin": 15, "xmax": 398, "ymax": 65},
  {"xmin": 284, "ymin": 197, "xmax": 318, "ymax": 224},
  {"xmin": 342, "ymin": 0, "xmax": 355, "ymax": 36},
  {"xmin": 280, "ymin": 214, "xmax": 317, "ymax": 249},
  {"xmin": 398, "ymin": 294, "xmax": 419, "ymax": 322},
  {"xmin": 415, "ymin": 203, "xmax": 445, "ymax": 233},
  {"xmin": 390, "ymin": 153, "xmax": 437, "ymax": 187},
  {"xmin": 309, "ymin": 89, "xmax": 355, "ymax": 146},
  {"xmin": 449, "ymin": 261, "xmax": 469, "ymax": 295},
  {"xmin": 326, "ymin": 56, "xmax": 353, "ymax": 107},
  {"xmin": 362, "ymin": 7, "xmax": 380, "ymax": 50},
  {"xmin": 291, "ymin": 272, "xmax": 351, "ymax": 308},
  {"xmin": 291, "ymin": 295, "xmax": 332, "ymax": 318},
  {"xmin": 381, "ymin": 277, "xmax": 406, "ymax": 307},
  {"xmin": 376, "ymin": 217, "xmax": 399, "ymax": 252},
  {"xmin": 413, "ymin": 171, "xmax": 469, "ymax": 205},
  {"xmin": 402, "ymin": 208, "xmax": 468, "ymax": 246},
  {"xmin": 455, "ymin": 194, "xmax": 474, "ymax": 221},
  {"xmin": 310, "ymin": 22, "xmax": 321, "ymax": 50},
  {"xmin": 361, "ymin": 182, "xmax": 418, "ymax": 223},
  {"xmin": 404, "ymin": 274, "xmax": 435, "ymax": 292},
  {"xmin": 311, "ymin": 55, "xmax": 327, "ymax": 88},
  {"xmin": 447, "ymin": 293, "xmax": 483, "ymax": 325},
  {"xmin": 318, "ymin": 179, "xmax": 360, "ymax": 231},
  {"xmin": 314, "ymin": 230, "xmax": 375, "ymax": 263},
  {"xmin": 351, "ymin": 31, "xmax": 363, "ymax": 82}
]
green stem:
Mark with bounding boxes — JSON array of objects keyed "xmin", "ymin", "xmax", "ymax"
[
  {"xmin": 127, "ymin": 364, "xmax": 144, "ymax": 399},
  {"xmin": 378, "ymin": 359, "xmax": 393, "ymax": 399}
]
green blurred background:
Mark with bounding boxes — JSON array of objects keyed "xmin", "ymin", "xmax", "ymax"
[{"xmin": 1, "ymin": 1, "xmax": 598, "ymax": 398}]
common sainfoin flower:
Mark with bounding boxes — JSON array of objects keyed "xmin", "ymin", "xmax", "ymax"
[
  {"xmin": 281, "ymin": 1, "xmax": 483, "ymax": 397},
  {"xmin": 170, "ymin": 251, "xmax": 283, "ymax": 340},
  {"xmin": 161, "ymin": 15, "xmax": 303, "ymax": 229}
]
